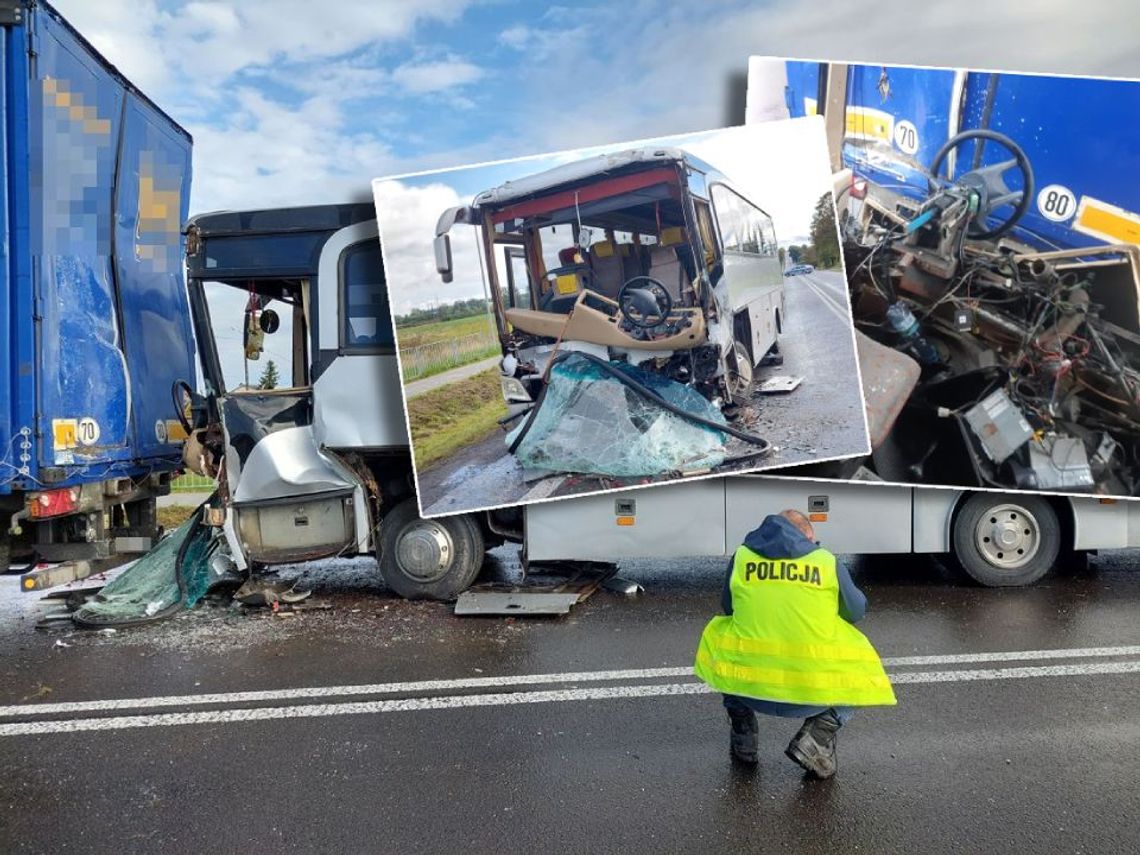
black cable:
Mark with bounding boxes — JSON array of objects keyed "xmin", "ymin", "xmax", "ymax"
[{"xmin": 507, "ymin": 351, "xmax": 773, "ymax": 456}]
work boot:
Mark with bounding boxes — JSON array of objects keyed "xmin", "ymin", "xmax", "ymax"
[
  {"xmin": 785, "ymin": 709, "xmax": 842, "ymax": 779},
  {"xmin": 728, "ymin": 710, "xmax": 758, "ymax": 765}
]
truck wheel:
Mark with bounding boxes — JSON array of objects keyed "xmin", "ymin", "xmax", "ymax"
[
  {"xmin": 377, "ymin": 499, "xmax": 484, "ymax": 600},
  {"xmin": 951, "ymin": 494, "xmax": 1060, "ymax": 587}
]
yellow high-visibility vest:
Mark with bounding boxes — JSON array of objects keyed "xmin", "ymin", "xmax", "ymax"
[{"xmin": 694, "ymin": 545, "xmax": 896, "ymax": 707}]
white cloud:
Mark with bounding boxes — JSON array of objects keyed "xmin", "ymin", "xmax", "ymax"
[
  {"xmin": 392, "ymin": 58, "xmax": 485, "ymax": 94},
  {"xmin": 50, "ymin": 0, "xmax": 1140, "ymax": 220},
  {"xmin": 373, "ymin": 120, "xmax": 836, "ymax": 322},
  {"xmin": 372, "ymin": 180, "xmax": 486, "ymax": 315},
  {"xmin": 190, "ymin": 90, "xmax": 396, "ymax": 212}
]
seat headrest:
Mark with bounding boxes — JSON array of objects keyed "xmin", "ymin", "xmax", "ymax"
[
  {"xmin": 591, "ymin": 240, "xmax": 615, "ymax": 258},
  {"xmin": 558, "ymin": 246, "xmax": 582, "ymax": 265},
  {"xmin": 659, "ymin": 226, "xmax": 686, "ymax": 247}
]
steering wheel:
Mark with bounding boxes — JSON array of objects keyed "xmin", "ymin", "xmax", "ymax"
[
  {"xmin": 927, "ymin": 129, "xmax": 1034, "ymax": 240},
  {"xmin": 617, "ymin": 276, "xmax": 673, "ymax": 329},
  {"xmin": 171, "ymin": 380, "xmax": 207, "ymax": 435}
]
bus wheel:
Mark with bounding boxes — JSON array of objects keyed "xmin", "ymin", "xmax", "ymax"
[
  {"xmin": 727, "ymin": 342, "xmax": 753, "ymax": 404},
  {"xmin": 951, "ymin": 494, "xmax": 1060, "ymax": 587},
  {"xmin": 377, "ymin": 499, "xmax": 484, "ymax": 600}
]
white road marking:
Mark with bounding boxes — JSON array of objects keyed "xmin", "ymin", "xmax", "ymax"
[
  {"xmin": 0, "ymin": 667, "xmax": 695, "ymax": 718},
  {"xmin": 798, "ymin": 275, "xmax": 851, "ymax": 322},
  {"xmin": 2, "ymin": 646, "xmax": 1139, "ymax": 736},
  {"xmin": 520, "ymin": 475, "xmax": 569, "ymax": 502},
  {"xmin": 5, "ymin": 645, "xmax": 1139, "ymax": 719},
  {"xmin": 889, "ymin": 661, "xmax": 1140, "ymax": 684},
  {"xmin": 2, "ymin": 659, "xmax": 1139, "ymax": 737}
]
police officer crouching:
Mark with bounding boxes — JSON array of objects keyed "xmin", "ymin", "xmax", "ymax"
[{"xmin": 694, "ymin": 509, "xmax": 896, "ymax": 778}]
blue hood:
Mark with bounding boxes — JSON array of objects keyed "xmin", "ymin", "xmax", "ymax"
[{"xmin": 742, "ymin": 514, "xmax": 818, "ymax": 559}]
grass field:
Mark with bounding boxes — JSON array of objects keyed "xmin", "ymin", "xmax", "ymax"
[
  {"xmin": 406, "ymin": 368, "xmax": 507, "ymax": 469},
  {"xmin": 158, "ymin": 505, "xmax": 196, "ymax": 530},
  {"xmin": 396, "ymin": 314, "xmax": 500, "ymax": 382},
  {"xmin": 397, "ymin": 314, "xmax": 497, "ymax": 348}
]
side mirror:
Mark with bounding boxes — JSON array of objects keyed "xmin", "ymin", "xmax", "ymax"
[
  {"xmin": 434, "ymin": 234, "xmax": 453, "ymax": 283},
  {"xmin": 259, "ymin": 308, "xmax": 280, "ymax": 334}
]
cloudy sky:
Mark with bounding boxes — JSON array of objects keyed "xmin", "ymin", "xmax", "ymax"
[
  {"xmin": 55, "ymin": 0, "xmax": 1140, "ymax": 387},
  {"xmin": 373, "ymin": 119, "xmax": 832, "ymax": 314},
  {"xmin": 58, "ymin": 0, "xmax": 1140, "ymax": 217}
]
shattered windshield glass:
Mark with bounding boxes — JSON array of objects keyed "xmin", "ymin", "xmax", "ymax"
[
  {"xmin": 507, "ymin": 352, "xmax": 728, "ymax": 476},
  {"xmin": 72, "ymin": 514, "xmax": 216, "ymax": 628}
]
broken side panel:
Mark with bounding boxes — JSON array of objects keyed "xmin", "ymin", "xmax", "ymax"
[{"xmin": 219, "ymin": 393, "xmax": 363, "ymax": 564}]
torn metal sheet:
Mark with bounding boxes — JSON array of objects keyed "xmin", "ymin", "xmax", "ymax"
[
  {"xmin": 454, "ymin": 591, "xmax": 583, "ymax": 616},
  {"xmin": 756, "ymin": 375, "xmax": 804, "ymax": 394},
  {"xmin": 233, "ymin": 578, "xmax": 313, "ymax": 607},
  {"xmin": 855, "ymin": 332, "xmax": 921, "ymax": 450},
  {"xmin": 602, "ymin": 576, "xmax": 644, "ymax": 595}
]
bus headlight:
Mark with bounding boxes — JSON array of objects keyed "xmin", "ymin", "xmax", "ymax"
[{"xmin": 500, "ymin": 376, "xmax": 532, "ymax": 403}]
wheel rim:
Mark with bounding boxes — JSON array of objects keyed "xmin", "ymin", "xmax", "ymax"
[
  {"xmin": 394, "ymin": 520, "xmax": 454, "ymax": 583},
  {"xmin": 729, "ymin": 343, "xmax": 753, "ymax": 398},
  {"xmin": 974, "ymin": 502, "xmax": 1040, "ymax": 570}
]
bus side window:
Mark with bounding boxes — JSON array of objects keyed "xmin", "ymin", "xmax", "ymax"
[{"xmin": 341, "ymin": 241, "xmax": 395, "ymax": 350}]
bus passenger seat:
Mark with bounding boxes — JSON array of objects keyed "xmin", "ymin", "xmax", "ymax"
[
  {"xmin": 647, "ymin": 227, "xmax": 690, "ymax": 300},
  {"xmin": 587, "ymin": 240, "xmax": 626, "ymax": 299}
]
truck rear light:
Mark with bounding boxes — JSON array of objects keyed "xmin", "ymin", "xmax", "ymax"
[
  {"xmin": 850, "ymin": 178, "xmax": 868, "ymax": 200},
  {"xmin": 29, "ymin": 487, "xmax": 80, "ymax": 519}
]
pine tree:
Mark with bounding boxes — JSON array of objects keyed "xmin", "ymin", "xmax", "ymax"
[
  {"xmin": 808, "ymin": 192, "xmax": 840, "ymax": 269},
  {"xmin": 257, "ymin": 359, "xmax": 280, "ymax": 390}
]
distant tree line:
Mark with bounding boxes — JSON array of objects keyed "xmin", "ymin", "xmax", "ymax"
[
  {"xmin": 787, "ymin": 193, "xmax": 841, "ymax": 269},
  {"xmin": 396, "ymin": 297, "xmax": 491, "ymax": 328}
]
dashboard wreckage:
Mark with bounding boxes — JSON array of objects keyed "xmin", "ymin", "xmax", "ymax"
[{"xmin": 843, "ymin": 129, "xmax": 1140, "ymax": 495}]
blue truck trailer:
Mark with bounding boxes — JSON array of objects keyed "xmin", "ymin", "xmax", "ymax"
[
  {"xmin": 747, "ymin": 59, "xmax": 1140, "ymax": 497},
  {"xmin": 1, "ymin": 1, "xmax": 196, "ymax": 584}
]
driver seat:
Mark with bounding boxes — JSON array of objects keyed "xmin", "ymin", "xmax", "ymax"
[
  {"xmin": 587, "ymin": 240, "xmax": 626, "ymax": 299},
  {"xmin": 647, "ymin": 227, "xmax": 690, "ymax": 301}
]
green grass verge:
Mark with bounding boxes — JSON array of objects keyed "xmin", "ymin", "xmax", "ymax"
[
  {"xmin": 400, "ymin": 342, "xmax": 501, "ymax": 383},
  {"xmin": 396, "ymin": 314, "xmax": 497, "ymax": 347},
  {"xmin": 158, "ymin": 505, "xmax": 196, "ymax": 530},
  {"xmin": 406, "ymin": 368, "xmax": 508, "ymax": 470}
]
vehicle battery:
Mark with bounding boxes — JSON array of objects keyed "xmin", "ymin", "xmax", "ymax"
[{"xmin": 964, "ymin": 389, "xmax": 1033, "ymax": 463}]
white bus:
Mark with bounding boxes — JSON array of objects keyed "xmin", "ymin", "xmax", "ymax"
[
  {"xmin": 434, "ymin": 148, "xmax": 786, "ymax": 413},
  {"xmin": 167, "ymin": 206, "xmax": 1136, "ymax": 601}
]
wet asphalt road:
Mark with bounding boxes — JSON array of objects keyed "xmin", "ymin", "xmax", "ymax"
[
  {"xmin": 1, "ymin": 548, "xmax": 1138, "ymax": 854},
  {"xmin": 417, "ymin": 269, "xmax": 868, "ymax": 516}
]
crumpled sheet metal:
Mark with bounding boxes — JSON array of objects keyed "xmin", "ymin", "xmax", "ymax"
[
  {"xmin": 855, "ymin": 331, "xmax": 920, "ymax": 450},
  {"xmin": 507, "ymin": 353, "xmax": 728, "ymax": 477}
]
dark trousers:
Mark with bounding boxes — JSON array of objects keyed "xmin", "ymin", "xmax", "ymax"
[{"xmin": 723, "ymin": 694, "xmax": 854, "ymax": 725}]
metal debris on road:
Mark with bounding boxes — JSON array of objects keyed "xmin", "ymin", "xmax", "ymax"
[{"xmin": 756, "ymin": 375, "xmax": 805, "ymax": 394}]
